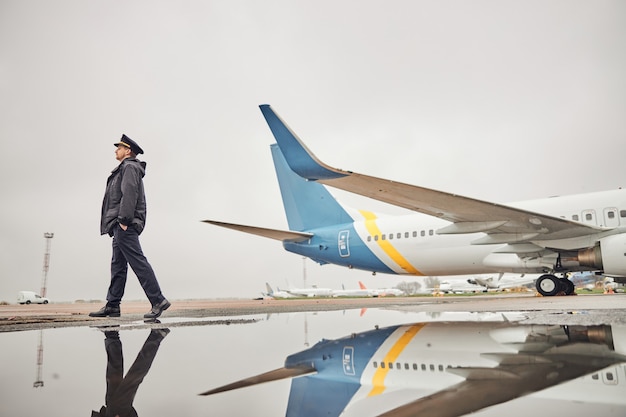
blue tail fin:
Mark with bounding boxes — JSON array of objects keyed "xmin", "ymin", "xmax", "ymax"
[
  {"xmin": 271, "ymin": 144, "xmax": 353, "ymax": 231},
  {"xmin": 260, "ymin": 104, "xmax": 346, "ymax": 181}
]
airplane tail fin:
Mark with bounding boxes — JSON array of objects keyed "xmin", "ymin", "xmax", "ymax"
[
  {"xmin": 270, "ymin": 143, "xmax": 353, "ymax": 231},
  {"xmin": 358, "ymin": 281, "xmax": 367, "ymax": 290},
  {"xmin": 265, "ymin": 282, "xmax": 274, "ymax": 295}
]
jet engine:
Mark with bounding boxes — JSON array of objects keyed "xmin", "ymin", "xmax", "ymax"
[{"xmin": 578, "ymin": 234, "xmax": 626, "ymax": 277}]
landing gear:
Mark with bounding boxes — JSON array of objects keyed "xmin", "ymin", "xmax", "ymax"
[{"xmin": 535, "ymin": 274, "xmax": 575, "ymax": 296}]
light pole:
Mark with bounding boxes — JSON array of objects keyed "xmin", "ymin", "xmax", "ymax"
[{"xmin": 41, "ymin": 233, "xmax": 54, "ymax": 298}]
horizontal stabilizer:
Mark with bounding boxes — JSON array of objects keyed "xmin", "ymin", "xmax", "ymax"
[
  {"xmin": 199, "ymin": 365, "xmax": 316, "ymax": 396},
  {"xmin": 202, "ymin": 220, "xmax": 313, "ymax": 242}
]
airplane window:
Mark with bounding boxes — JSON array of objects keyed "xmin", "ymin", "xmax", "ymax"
[
  {"xmin": 404, "ymin": 363, "xmax": 409, "ymax": 370},
  {"xmin": 380, "ymin": 362, "xmax": 385, "ymax": 369},
  {"xmin": 413, "ymin": 364, "xmax": 418, "ymax": 370},
  {"xmin": 586, "ymin": 213, "xmax": 593, "ymax": 221},
  {"xmin": 388, "ymin": 234, "xmax": 393, "ymax": 240},
  {"xmin": 429, "ymin": 364, "xmax": 435, "ymax": 371},
  {"xmin": 421, "ymin": 231, "xmax": 425, "ymax": 237},
  {"xmin": 367, "ymin": 236, "xmax": 371, "ymax": 242},
  {"xmin": 429, "ymin": 230, "xmax": 434, "ymax": 236},
  {"xmin": 621, "ymin": 210, "xmax": 626, "ymax": 218},
  {"xmin": 421, "ymin": 364, "xmax": 426, "ymax": 371},
  {"xmin": 374, "ymin": 235, "xmax": 379, "ymax": 241},
  {"xmin": 438, "ymin": 365, "xmax": 444, "ymax": 371},
  {"xmin": 608, "ymin": 211, "xmax": 616, "ymax": 219},
  {"xmin": 397, "ymin": 233, "xmax": 401, "ymax": 239},
  {"xmin": 573, "ymin": 215, "xmax": 579, "ymax": 221},
  {"xmin": 373, "ymin": 361, "xmax": 378, "ymax": 368},
  {"xmin": 405, "ymin": 232, "xmax": 409, "ymax": 238},
  {"xmin": 388, "ymin": 362, "xmax": 393, "ymax": 369},
  {"xmin": 382, "ymin": 234, "xmax": 386, "ymax": 240},
  {"xmin": 606, "ymin": 372, "xmax": 614, "ymax": 381},
  {"xmin": 412, "ymin": 231, "xmax": 417, "ymax": 237},
  {"xmin": 592, "ymin": 374, "xmax": 599, "ymax": 380},
  {"xmin": 396, "ymin": 362, "xmax": 401, "ymax": 369}
]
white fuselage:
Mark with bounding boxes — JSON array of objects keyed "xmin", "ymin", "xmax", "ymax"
[{"xmin": 348, "ymin": 188, "xmax": 626, "ymax": 276}]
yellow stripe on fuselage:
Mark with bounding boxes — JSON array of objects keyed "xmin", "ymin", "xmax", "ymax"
[
  {"xmin": 368, "ymin": 324, "xmax": 425, "ymax": 396},
  {"xmin": 360, "ymin": 210, "xmax": 423, "ymax": 275}
]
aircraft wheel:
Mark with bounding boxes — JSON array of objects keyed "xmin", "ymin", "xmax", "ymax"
[
  {"xmin": 560, "ymin": 279, "xmax": 575, "ymax": 295},
  {"xmin": 536, "ymin": 274, "xmax": 560, "ymax": 296},
  {"xmin": 25, "ymin": 300, "xmax": 31, "ymax": 304}
]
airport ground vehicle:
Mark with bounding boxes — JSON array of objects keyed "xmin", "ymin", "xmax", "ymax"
[{"xmin": 17, "ymin": 291, "xmax": 49, "ymax": 304}]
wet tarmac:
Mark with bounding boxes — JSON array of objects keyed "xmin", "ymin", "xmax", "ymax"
[{"xmin": 1, "ymin": 294, "xmax": 625, "ymax": 416}]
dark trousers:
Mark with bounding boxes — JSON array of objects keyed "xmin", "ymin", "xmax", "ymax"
[{"xmin": 107, "ymin": 225, "xmax": 164, "ymax": 307}]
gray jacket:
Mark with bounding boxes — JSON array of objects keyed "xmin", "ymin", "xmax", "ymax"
[{"xmin": 100, "ymin": 157, "xmax": 147, "ymax": 235}]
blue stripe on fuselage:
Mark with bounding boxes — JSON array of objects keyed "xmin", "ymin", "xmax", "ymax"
[{"xmin": 282, "ymin": 223, "xmax": 395, "ymax": 274}]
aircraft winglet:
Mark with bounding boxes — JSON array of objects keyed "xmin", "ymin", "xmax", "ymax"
[{"xmin": 259, "ymin": 104, "xmax": 346, "ymax": 181}]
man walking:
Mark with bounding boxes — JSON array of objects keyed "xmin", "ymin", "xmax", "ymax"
[{"xmin": 90, "ymin": 134, "xmax": 170, "ymax": 320}]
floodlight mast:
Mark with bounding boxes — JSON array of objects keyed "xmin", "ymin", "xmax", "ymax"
[{"xmin": 41, "ymin": 233, "xmax": 54, "ymax": 298}]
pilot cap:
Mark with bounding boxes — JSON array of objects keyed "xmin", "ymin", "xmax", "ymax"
[{"xmin": 114, "ymin": 134, "xmax": 144, "ymax": 155}]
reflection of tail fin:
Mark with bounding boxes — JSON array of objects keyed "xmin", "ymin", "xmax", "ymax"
[
  {"xmin": 286, "ymin": 376, "xmax": 359, "ymax": 417},
  {"xmin": 358, "ymin": 281, "xmax": 367, "ymax": 290},
  {"xmin": 268, "ymin": 134, "xmax": 353, "ymax": 232}
]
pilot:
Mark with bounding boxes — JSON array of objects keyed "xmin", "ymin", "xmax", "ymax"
[{"xmin": 90, "ymin": 134, "xmax": 170, "ymax": 320}]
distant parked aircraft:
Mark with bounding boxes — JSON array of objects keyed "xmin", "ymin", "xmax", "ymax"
[
  {"xmin": 261, "ymin": 283, "xmax": 296, "ymax": 299},
  {"xmin": 467, "ymin": 273, "xmax": 538, "ymax": 291}
]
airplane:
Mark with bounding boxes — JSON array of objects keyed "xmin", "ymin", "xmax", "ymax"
[
  {"xmin": 331, "ymin": 282, "xmax": 372, "ymax": 298},
  {"xmin": 261, "ymin": 283, "xmax": 297, "ymax": 299},
  {"xmin": 358, "ymin": 281, "xmax": 405, "ymax": 297},
  {"xmin": 332, "ymin": 281, "xmax": 405, "ymax": 297},
  {"xmin": 263, "ymin": 282, "xmax": 334, "ymax": 298},
  {"xmin": 412, "ymin": 279, "xmax": 480, "ymax": 295},
  {"xmin": 569, "ymin": 271, "xmax": 602, "ymax": 290},
  {"xmin": 204, "ymin": 105, "xmax": 626, "ymax": 297},
  {"xmin": 285, "ymin": 285, "xmax": 334, "ymax": 298},
  {"xmin": 467, "ymin": 273, "xmax": 538, "ymax": 291},
  {"xmin": 200, "ymin": 321, "xmax": 626, "ymax": 416}
]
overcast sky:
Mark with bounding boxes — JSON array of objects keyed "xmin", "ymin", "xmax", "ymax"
[{"xmin": 1, "ymin": 1, "xmax": 625, "ymax": 303}]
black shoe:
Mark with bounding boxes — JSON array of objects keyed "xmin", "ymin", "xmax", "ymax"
[
  {"xmin": 89, "ymin": 305, "xmax": 121, "ymax": 318},
  {"xmin": 144, "ymin": 299, "xmax": 171, "ymax": 319}
]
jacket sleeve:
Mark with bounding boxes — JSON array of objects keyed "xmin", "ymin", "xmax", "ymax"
[{"xmin": 117, "ymin": 164, "xmax": 141, "ymax": 225}]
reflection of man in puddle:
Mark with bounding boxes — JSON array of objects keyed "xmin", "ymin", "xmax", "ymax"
[{"xmin": 92, "ymin": 328, "xmax": 169, "ymax": 417}]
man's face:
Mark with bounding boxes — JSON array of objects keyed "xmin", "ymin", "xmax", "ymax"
[{"xmin": 115, "ymin": 145, "xmax": 131, "ymax": 161}]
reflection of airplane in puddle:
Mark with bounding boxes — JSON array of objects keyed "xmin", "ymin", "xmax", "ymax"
[
  {"xmin": 202, "ymin": 322, "xmax": 626, "ymax": 416},
  {"xmin": 204, "ymin": 105, "xmax": 626, "ymax": 298},
  {"xmin": 467, "ymin": 273, "xmax": 538, "ymax": 291}
]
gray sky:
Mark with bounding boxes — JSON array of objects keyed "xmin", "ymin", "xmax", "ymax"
[{"xmin": 1, "ymin": 0, "xmax": 625, "ymax": 303}]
